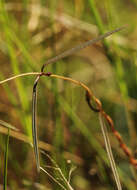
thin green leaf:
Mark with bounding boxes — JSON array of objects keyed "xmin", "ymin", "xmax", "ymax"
[{"xmin": 0, "ymin": 1, "xmax": 32, "ymax": 138}]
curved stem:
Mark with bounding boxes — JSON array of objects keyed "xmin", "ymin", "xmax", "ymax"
[
  {"xmin": 0, "ymin": 72, "xmax": 137, "ymax": 170},
  {"xmin": 49, "ymin": 74, "xmax": 137, "ymax": 169},
  {"xmin": 0, "ymin": 72, "xmax": 40, "ymax": 84}
]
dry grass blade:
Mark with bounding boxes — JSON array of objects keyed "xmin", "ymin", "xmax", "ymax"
[
  {"xmin": 0, "ymin": 72, "xmax": 40, "ymax": 84},
  {"xmin": 32, "ymin": 76, "xmax": 40, "ymax": 172},
  {"xmin": 0, "ymin": 125, "xmax": 83, "ymax": 165},
  {"xmin": 99, "ymin": 113, "xmax": 122, "ymax": 190},
  {"xmin": 0, "ymin": 120, "xmax": 18, "ymax": 131}
]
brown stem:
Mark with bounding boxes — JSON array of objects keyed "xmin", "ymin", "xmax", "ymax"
[{"xmin": 49, "ymin": 74, "xmax": 137, "ymax": 169}]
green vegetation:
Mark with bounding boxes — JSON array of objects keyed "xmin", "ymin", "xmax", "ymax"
[{"xmin": 0, "ymin": 0, "xmax": 137, "ymax": 189}]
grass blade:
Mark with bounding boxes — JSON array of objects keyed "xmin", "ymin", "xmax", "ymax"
[
  {"xmin": 41, "ymin": 151, "xmax": 74, "ymax": 190},
  {"xmin": 99, "ymin": 113, "xmax": 122, "ymax": 190},
  {"xmin": 32, "ymin": 76, "xmax": 40, "ymax": 172},
  {"xmin": 0, "ymin": 1, "xmax": 32, "ymax": 138},
  {"xmin": 40, "ymin": 166, "xmax": 67, "ymax": 190},
  {"xmin": 0, "ymin": 120, "xmax": 18, "ymax": 131},
  {"xmin": 3, "ymin": 128, "xmax": 10, "ymax": 190}
]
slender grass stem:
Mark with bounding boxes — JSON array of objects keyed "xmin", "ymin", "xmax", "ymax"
[
  {"xmin": 41, "ymin": 152, "xmax": 74, "ymax": 190},
  {"xmin": 88, "ymin": 0, "xmax": 104, "ymax": 34},
  {"xmin": 0, "ymin": 72, "xmax": 40, "ymax": 84},
  {"xmin": 99, "ymin": 113, "xmax": 122, "ymax": 190},
  {"xmin": 57, "ymin": 167, "xmax": 74, "ymax": 190},
  {"xmin": 40, "ymin": 166, "xmax": 67, "ymax": 190}
]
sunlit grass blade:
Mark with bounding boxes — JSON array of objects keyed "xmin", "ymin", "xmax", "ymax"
[
  {"xmin": 32, "ymin": 76, "xmax": 40, "ymax": 172},
  {"xmin": 99, "ymin": 113, "xmax": 122, "ymax": 190},
  {"xmin": 0, "ymin": 72, "xmax": 40, "ymax": 85},
  {"xmin": 3, "ymin": 128, "xmax": 10, "ymax": 190},
  {"xmin": 0, "ymin": 120, "xmax": 18, "ymax": 131}
]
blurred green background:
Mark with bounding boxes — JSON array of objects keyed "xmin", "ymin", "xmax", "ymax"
[{"xmin": 0, "ymin": 0, "xmax": 137, "ymax": 189}]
